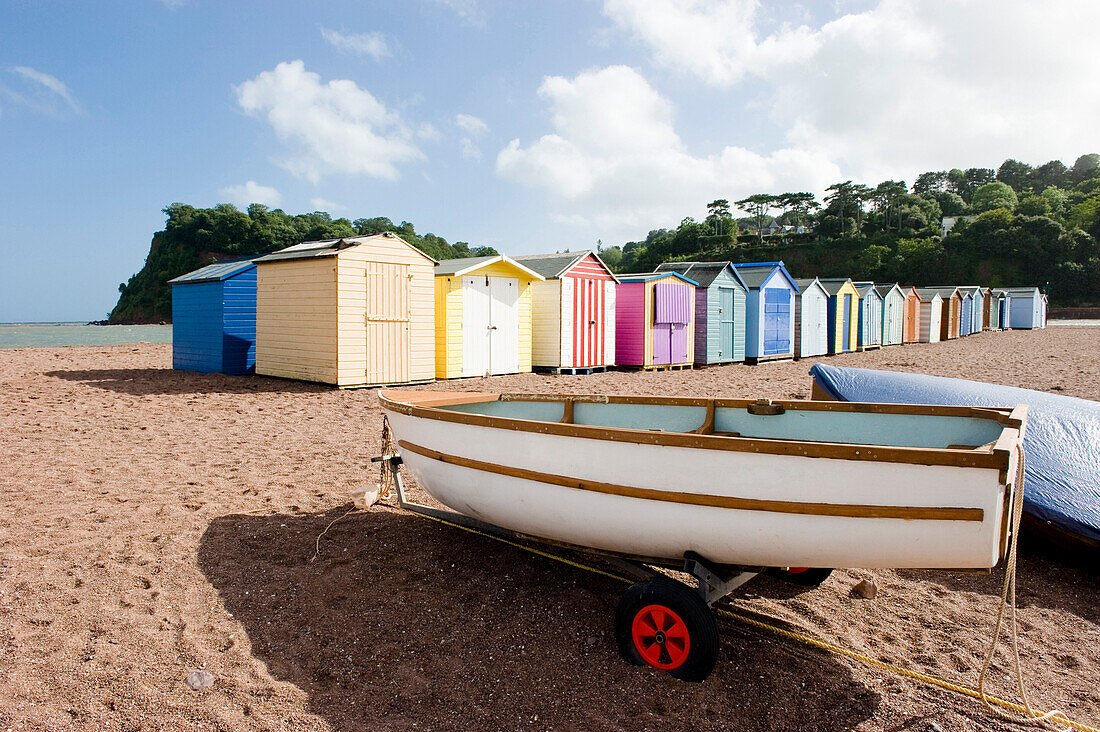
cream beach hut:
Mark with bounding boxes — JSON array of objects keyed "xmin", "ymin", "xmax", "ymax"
[
  {"xmin": 875, "ymin": 283, "xmax": 905, "ymax": 346},
  {"xmin": 434, "ymin": 255, "xmax": 544, "ymax": 378},
  {"xmin": 254, "ymin": 233, "xmax": 436, "ymax": 387},
  {"xmin": 915, "ymin": 288, "xmax": 944, "ymax": 343},
  {"xmin": 514, "ymin": 251, "xmax": 618, "ymax": 374}
]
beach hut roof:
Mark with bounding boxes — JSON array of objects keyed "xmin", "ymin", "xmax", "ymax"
[
  {"xmin": 169, "ymin": 258, "xmax": 256, "ymax": 284},
  {"xmin": 616, "ymin": 271, "xmax": 698, "ymax": 285},
  {"xmin": 513, "ymin": 250, "xmax": 619, "ymax": 281},
  {"xmin": 253, "ymin": 232, "xmax": 437, "ymax": 265},
  {"xmin": 731, "ymin": 261, "xmax": 798, "ymax": 290},
  {"xmin": 1001, "ymin": 286, "xmax": 1041, "ymax": 296},
  {"xmin": 434, "ymin": 254, "xmax": 545, "ymax": 280},
  {"xmin": 852, "ymin": 281, "xmax": 880, "ymax": 298},
  {"xmin": 923, "ymin": 286, "xmax": 962, "ymax": 299},
  {"xmin": 874, "ymin": 283, "xmax": 903, "ymax": 298},
  {"xmin": 915, "ymin": 288, "xmax": 946, "ymax": 302},
  {"xmin": 816, "ymin": 278, "xmax": 856, "ymax": 296},
  {"xmin": 655, "ymin": 261, "xmax": 746, "ymax": 289},
  {"xmin": 794, "ymin": 277, "xmax": 826, "ymax": 295}
]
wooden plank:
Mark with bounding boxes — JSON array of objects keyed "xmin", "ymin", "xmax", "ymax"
[{"xmin": 398, "ymin": 440, "xmax": 984, "ymax": 522}]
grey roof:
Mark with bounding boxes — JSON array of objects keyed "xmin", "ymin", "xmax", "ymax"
[
  {"xmin": 253, "ymin": 232, "xmax": 435, "ymax": 264},
  {"xmin": 513, "ymin": 252, "xmax": 587, "ymax": 279},
  {"xmin": 434, "ymin": 255, "xmax": 499, "ymax": 275},
  {"xmin": 617, "ymin": 271, "xmax": 698, "ymax": 285},
  {"xmin": 1001, "ymin": 286, "xmax": 1041, "ymax": 296},
  {"xmin": 169, "ymin": 258, "xmax": 255, "ymax": 284},
  {"xmin": 923, "ymin": 286, "xmax": 962, "ymax": 299},
  {"xmin": 731, "ymin": 265, "xmax": 777, "ymax": 289},
  {"xmin": 853, "ymin": 282, "xmax": 881, "ymax": 299},
  {"xmin": 794, "ymin": 278, "xmax": 825, "ymax": 295},
  {"xmin": 655, "ymin": 261, "xmax": 745, "ymax": 289},
  {"xmin": 874, "ymin": 283, "xmax": 902, "ymax": 298},
  {"xmin": 816, "ymin": 278, "xmax": 854, "ymax": 296},
  {"xmin": 915, "ymin": 287, "xmax": 945, "ymax": 302}
]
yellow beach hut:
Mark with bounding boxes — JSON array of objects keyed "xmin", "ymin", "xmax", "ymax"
[
  {"xmin": 434, "ymin": 255, "xmax": 544, "ymax": 378},
  {"xmin": 817, "ymin": 278, "xmax": 861, "ymax": 354},
  {"xmin": 253, "ymin": 233, "xmax": 437, "ymax": 387}
]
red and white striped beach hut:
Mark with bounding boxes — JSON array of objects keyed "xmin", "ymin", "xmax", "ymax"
[{"xmin": 516, "ymin": 251, "xmax": 619, "ymax": 373}]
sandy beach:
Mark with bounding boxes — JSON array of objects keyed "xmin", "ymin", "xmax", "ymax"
[{"xmin": 1, "ymin": 327, "xmax": 1098, "ymax": 731}]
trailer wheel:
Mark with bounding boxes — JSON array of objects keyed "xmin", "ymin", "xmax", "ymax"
[
  {"xmin": 615, "ymin": 576, "xmax": 718, "ymax": 682},
  {"xmin": 770, "ymin": 567, "xmax": 833, "ymax": 587}
]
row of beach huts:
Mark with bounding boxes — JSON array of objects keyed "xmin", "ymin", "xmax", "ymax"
[{"xmin": 169, "ymin": 232, "xmax": 1049, "ymax": 387}]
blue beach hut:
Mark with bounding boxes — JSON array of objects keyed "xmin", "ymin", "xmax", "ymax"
[
  {"xmin": 655, "ymin": 261, "xmax": 748, "ymax": 365},
  {"xmin": 731, "ymin": 261, "xmax": 798, "ymax": 363},
  {"xmin": 960, "ymin": 289, "xmax": 974, "ymax": 336},
  {"xmin": 169, "ymin": 259, "xmax": 257, "ymax": 375}
]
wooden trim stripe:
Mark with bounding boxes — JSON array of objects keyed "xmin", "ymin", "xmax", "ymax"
[
  {"xmin": 378, "ymin": 391, "xmax": 1016, "ymax": 474},
  {"xmin": 398, "ymin": 440, "xmax": 984, "ymax": 522}
]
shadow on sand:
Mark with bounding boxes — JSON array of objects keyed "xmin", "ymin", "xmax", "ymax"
[
  {"xmin": 45, "ymin": 368, "xmax": 331, "ymax": 396},
  {"xmin": 198, "ymin": 506, "xmax": 881, "ymax": 731}
]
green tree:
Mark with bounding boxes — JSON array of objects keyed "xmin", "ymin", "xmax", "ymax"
[
  {"xmin": 1070, "ymin": 153, "xmax": 1100, "ymax": 184},
  {"xmin": 996, "ymin": 159, "xmax": 1033, "ymax": 192},
  {"xmin": 705, "ymin": 199, "xmax": 733, "ymax": 236},
  {"xmin": 823, "ymin": 181, "xmax": 856, "ymax": 235},
  {"xmin": 970, "ymin": 181, "xmax": 1019, "ymax": 213},
  {"xmin": 735, "ymin": 194, "xmax": 778, "ymax": 245},
  {"xmin": 912, "ymin": 171, "xmax": 948, "ymax": 196}
]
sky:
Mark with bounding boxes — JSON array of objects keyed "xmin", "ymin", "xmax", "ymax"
[{"xmin": 1, "ymin": 0, "xmax": 1098, "ymax": 322}]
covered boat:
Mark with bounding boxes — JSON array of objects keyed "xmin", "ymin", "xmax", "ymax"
[
  {"xmin": 809, "ymin": 363, "xmax": 1100, "ymax": 555},
  {"xmin": 380, "ymin": 390, "xmax": 1025, "ymax": 570}
]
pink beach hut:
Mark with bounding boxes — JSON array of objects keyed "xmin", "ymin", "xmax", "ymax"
[{"xmin": 615, "ymin": 272, "xmax": 697, "ymax": 369}]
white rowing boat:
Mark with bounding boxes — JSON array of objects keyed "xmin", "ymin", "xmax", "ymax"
[{"xmin": 379, "ymin": 390, "xmax": 1026, "ymax": 571}]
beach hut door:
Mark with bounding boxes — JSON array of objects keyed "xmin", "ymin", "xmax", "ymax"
[
  {"xmin": 718, "ymin": 287, "xmax": 735, "ymax": 358},
  {"xmin": 462, "ymin": 276, "xmax": 491, "ymax": 376},
  {"xmin": 489, "ymin": 277, "xmax": 519, "ymax": 375},
  {"xmin": 365, "ymin": 263, "xmax": 411, "ymax": 383},
  {"xmin": 763, "ymin": 289, "xmax": 791, "ymax": 356}
]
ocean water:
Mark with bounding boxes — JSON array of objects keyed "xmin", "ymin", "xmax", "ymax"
[{"xmin": 0, "ymin": 322, "xmax": 173, "ymax": 348}]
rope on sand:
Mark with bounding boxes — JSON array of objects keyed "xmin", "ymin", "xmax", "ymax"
[{"xmin": 392, "ymin": 481, "xmax": 1096, "ymax": 732}]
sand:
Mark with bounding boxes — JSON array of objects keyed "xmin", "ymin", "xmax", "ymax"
[{"xmin": 1, "ymin": 327, "xmax": 1098, "ymax": 731}]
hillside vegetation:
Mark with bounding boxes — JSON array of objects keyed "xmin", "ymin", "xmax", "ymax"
[
  {"xmin": 109, "ymin": 204, "xmax": 496, "ymax": 323},
  {"xmin": 600, "ymin": 153, "xmax": 1100, "ymax": 304},
  {"xmin": 111, "ymin": 153, "xmax": 1100, "ymax": 323}
]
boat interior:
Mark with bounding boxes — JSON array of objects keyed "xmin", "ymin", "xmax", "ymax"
[{"xmin": 384, "ymin": 392, "xmax": 1013, "ymax": 451}]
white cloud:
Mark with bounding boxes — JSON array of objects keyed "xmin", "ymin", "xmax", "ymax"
[
  {"xmin": 455, "ymin": 113, "xmax": 489, "ymax": 161},
  {"xmin": 604, "ymin": 0, "xmax": 1100, "ymax": 181},
  {"xmin": 496, "ymin": 66, "xmax": 840, "ymax": 239},
  {"xmin": 455, "ymin": 113, "xmax": 488, "ymax": 136},
  {"xmin": 8, "ymin": 66, "xmax": 81, "ymax": 114},
  {"xmin": 235, "ymin": 60, "xmax": 425, "ymax": 182},
  {"xmin": 310, "ymin": 197, "xmax": 344, "ymax": 211},
  {"xmin": 157, "ymin": 0, "xmax": 187, "ymax": 8},
  {"xmin": 320, "ymin": 28, "xmax": 391, "ymax": 61},
  {"xmin": 220, "ymin": 181, "xmax": 282, "ymax": 208}
]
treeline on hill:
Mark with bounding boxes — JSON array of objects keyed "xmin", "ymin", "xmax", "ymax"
[
  {"xmin": 600, "ymin": 153, "xmax": 1100, "ymax": 305},
  {"xmin": 109, "ymin": 203, "xmax": 497, "ymax": 323}
]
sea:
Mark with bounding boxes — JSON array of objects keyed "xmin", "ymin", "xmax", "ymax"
[{"xmin": 0, "ymin": 322, "xmax": 173, "ymax": 348}]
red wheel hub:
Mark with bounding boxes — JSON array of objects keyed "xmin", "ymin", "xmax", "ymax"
[
  {"xmin": 631, "ymin": 604, "xmax": 691, "ymax": 670},
  {"xmin": 785, "ymin": 567, "xmax": 809, "ymax": 573}
]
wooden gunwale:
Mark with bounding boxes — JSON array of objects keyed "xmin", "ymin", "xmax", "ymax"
[
  {"xmin": 398, "ymin": 439, "xmax": 984, "ymax": 522},
  {"xmin": 379, "ymin": 391, "xmax": 1015, "ymax": 473}
]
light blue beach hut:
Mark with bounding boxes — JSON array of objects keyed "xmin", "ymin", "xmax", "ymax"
[
  {"xmin": 656, "ymin": 261, "xmax": 747, "ymax": 365},
  {"xmin": 1004, "ymin": 287, "xmax": 1043, "ymax": 329},
  {"xmin": 960, "ymin": 289, "xmax": 974, "ymax": 336},
  {"xmin": 731, "ymin": 261, "xmax": 798, "ymax": 363},
  {"xmin": 169, "ymin": 259, "xmax": 257, "ymax": 375},
  {"xmin": 853, "ymin": 282, "xmax": 882, "ymax": 350}
]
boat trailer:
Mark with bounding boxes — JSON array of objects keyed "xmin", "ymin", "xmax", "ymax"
[{"xmin": 371, "ymin": 447, "xmax": 829, "ymax": 682}]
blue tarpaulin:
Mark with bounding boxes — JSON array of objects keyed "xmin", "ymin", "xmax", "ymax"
[{"xmin": 809, "ymin": 363, "xmax": 1100, "ymax": 550}]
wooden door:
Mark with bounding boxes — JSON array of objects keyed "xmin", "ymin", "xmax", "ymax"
[
  {"xmin": 763, "ymin": 288, "xmax": 791, "ymax": 356},
  {"xmin": 572, "ymin": 277, "xmax": 604, "ymax": 368},
  {"xmin": 462, "ymin": 276, "xmax": 491, "ymax": 377},
  {"xmin": 718, "ymin": 287, "xmax": 735, "ymax": 360},
  {"xmin": 652, "ymin": 323, "xmax": 671, "ymax": 364},
  {"xmin": 364, "ymin": 262, "xmax": 409, "ymax": 384},
  {"xmin": 670, "ymin": 323, "xmax": 689, "ymax": 363},
  {"xmin": 841, "ymin": 294, "xmax": 852, "ymax": 352},
  {"xmin": 489, "ymin": 277, "xmax": 519, "ymax": 375}
]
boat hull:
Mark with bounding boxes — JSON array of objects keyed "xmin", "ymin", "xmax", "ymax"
[{"xmin": 382, "ymin": 400, "xmax": 1020, "ymax": 569}]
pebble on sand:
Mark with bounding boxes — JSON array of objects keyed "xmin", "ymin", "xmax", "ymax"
[
  {"xmin": 851, "ymin": 579, "xmax": 878, "ymax": 599},
  {"xmin": 185, "ymin": 670, "xmax": 216, "ymax": 691}
]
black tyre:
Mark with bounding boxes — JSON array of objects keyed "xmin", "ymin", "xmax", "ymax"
[
  {"xmin": 769, "ymin": 567, "xmax": 834, "ymax": 587},
  {"xmin": 614, "ymin": 576, "xmax": 719, "ymax": 682}
]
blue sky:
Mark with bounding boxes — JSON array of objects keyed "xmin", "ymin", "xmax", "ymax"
[{"xmin": 2, "ymin": 0, "xmax": 1097, "ymax": 322}]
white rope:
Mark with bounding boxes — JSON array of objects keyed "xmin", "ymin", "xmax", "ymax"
[{"xmin": 978, "ymin": 451, "xmax": 1071, "ymax": 730}]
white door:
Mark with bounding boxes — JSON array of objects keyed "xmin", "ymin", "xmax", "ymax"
[
  {"xmin": 489, "ymin": 277, "xmax": 519, "ymax": 374},
  {"xmin": 462, "ymin": 276, "xmax": 491, "ymax": 377}
]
